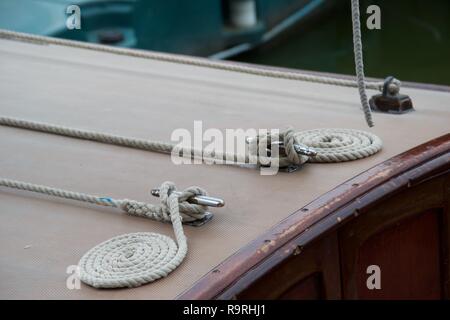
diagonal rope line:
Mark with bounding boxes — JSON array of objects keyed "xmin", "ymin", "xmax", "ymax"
[
  {"xmin": 0, "ymin": 22, "xmax": 386, "ymax": 127},
  {"xmin": 0, "ymin": 29, "xmax": 384, "ymax": 91},
  {"xmin": 351, "ymin": 0, "xmax": 374, "ymax": 127}
]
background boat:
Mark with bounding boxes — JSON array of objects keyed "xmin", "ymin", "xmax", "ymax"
[
  {"xmin": 1, "ymin": 0, "xmax": 448, "ymax": 85},
  {"xmin": 0, "ymin": 0, "xmax": 331, "ymax": 56}
]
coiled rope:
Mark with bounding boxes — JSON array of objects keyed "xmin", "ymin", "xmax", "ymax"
[
  {"xmin": 0, "ymin": 178, "xmax": 210, "ymax": 288},
  {"xmin": 0, "ymin": 116, "xmax": 382, "ymax": 168},
  {"xmin": 0, "ymin": 0, "xmax": 393, "ymax": 128},
  {"xmin": 287, "ymin": 128, "xmax": 382, "ymax": 163}
]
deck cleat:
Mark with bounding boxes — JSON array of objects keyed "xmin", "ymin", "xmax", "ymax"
[
  {"xmin": 183, "ymin": 212, "xmax": 214, "ymax": 227},
  {"xmin": 246, "ymin": 135, "xmax": 315, "ymax": 172},
  {"xmin": 150, "ymin": 189, "xmax": 224, "ymax": 227},
  {"xmin": 150, "ymin": 189, "xmax": 225, "ymax": 207}
]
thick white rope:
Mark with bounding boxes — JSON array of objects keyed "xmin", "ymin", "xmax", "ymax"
[
  {"xmin": 0, "ymin": 28, "xmax": 383, "ymax": 91},
  {"xmin": 279, "ymin": 127, "xmax": 382, "ymax": 163},
  {"xmin": 351, "ymin": 0, "xmax": 373, "ymax": 127},
  {"xmin": 0, "ymin": 178, "xmax": 210, "ymax": 288},
  {"xmin": 0, "ymin": 116, "xmax": 382, "ymax": 167}
]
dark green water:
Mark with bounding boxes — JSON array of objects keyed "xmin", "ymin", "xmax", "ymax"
[{"xmin": 233, "ymin": 0, "xmax": 450, "ymax": 86}]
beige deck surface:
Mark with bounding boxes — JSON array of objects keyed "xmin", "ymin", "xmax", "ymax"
[{"xmin": 0, "ymin": 38, "xmax": 449, "ymax": 299}]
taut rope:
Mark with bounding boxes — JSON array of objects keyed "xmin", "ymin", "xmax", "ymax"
[
  {"xmin": 0, "ymin": 28, "xmax": 383, "ymax": 90},
  {"xmin": 351, "ymin": 0, "xmax": 373, "ymax": 127}
]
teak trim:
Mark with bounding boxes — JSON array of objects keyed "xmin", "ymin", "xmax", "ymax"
[{"xmin": 178, "ymin": 133, "xmax": 450, "ymax": 299}]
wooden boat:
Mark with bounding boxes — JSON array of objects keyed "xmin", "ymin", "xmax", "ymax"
[{"xmin": 0, "ymin": 31, "xmax": 449, "ymax": 300}]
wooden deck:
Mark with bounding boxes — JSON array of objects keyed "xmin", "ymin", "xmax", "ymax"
[{"xmin": 0, "ymin": 36, "xmax": 449, "ymax": 299}]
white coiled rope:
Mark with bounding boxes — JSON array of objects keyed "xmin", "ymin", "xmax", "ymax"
[
  {"xmin": 0, "ymin": 179, "xmax": 210, "ymax": 288},
  {"xmin": 246, "ymin": 127, "xmax": 382, "ymax": 167},
  {"xmin": 291, "ymin": 128, "xmax": 382, "ymax": 163}
]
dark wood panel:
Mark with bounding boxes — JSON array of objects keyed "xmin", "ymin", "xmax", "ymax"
[
  {"xmin": 279, "ymin": 273, "xmax": 323, "ymax": 300},
  {"xmin": 356, "ymin": 211, "xmax": 441, "ymax": 299},
  {"xmin": 442, "ymin": 174, "xmax": 450, "ymax": 298},
  {"xmin": 340, "ymin": 174, "xmax": 448, "ymax": 299}
]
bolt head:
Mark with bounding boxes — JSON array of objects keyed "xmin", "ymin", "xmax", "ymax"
[{"xmin": 387, "ymin": 83, "xmax": 400, "ymax": 95}]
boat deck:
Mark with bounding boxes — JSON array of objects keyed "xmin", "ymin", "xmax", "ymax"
[{"xmin": 0, "ymin": 37, "xmax": 449, "ymax": 299}]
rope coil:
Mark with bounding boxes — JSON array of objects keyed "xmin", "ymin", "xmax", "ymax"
[
  {"xmin": 247, "ymin": 128, "xmax": 381, "ymax": 167},
  {"xmin": 79, "ymin": 232, "xmax": 182, "ymax": 288},
  {"xmin": 79, "ymin": 182, "xmax": 202, "ymax": 288},
  {"xmin": 292, "ymin": 128, "xmax": 382, "ymax": 163},
  {"xmin": 0, "ymin": 179, "xmax": 210, "ymax": 288}
]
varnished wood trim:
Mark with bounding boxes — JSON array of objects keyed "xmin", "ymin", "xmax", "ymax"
[{"xmin": 178, "ymin": 134, "xmax": 450, "ymax": 299}]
